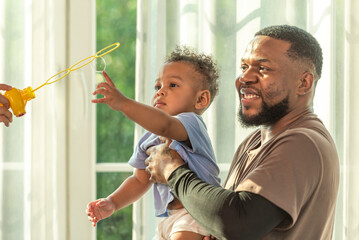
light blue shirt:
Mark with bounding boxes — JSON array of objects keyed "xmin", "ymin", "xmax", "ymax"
[{"xmin": 128, "ymin": 112, "xmax": 221, "ymax": 217}]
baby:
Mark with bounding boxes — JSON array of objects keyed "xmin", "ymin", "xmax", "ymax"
[{"xmin": 86, "ymin": 46, "xmax": 221, "ymax": 239}]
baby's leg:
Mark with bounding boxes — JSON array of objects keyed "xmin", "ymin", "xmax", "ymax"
[
  {"xmin": 170, "ymin": 231, "xmax": 204, "ymax": 240},
  {"xmin": 167, "ymin": 208, "xmax": 208, "ymax": 240}
]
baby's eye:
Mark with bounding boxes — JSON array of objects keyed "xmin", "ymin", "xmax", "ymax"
[
  {"xmin": 170, "ymin": 83, "xmax": 178, "ymax": 87},
  {"xmin": 240, "ymin": 65, "xmax": 248, "ymax": 72},
  {"xmin": 154, "ymin": 85, "xmax": 161, "ymax": 90}
]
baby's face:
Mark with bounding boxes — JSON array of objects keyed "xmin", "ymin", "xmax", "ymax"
[{"xmin": 152, "ymin": 61, "xmax": 202, "ymax": 116}]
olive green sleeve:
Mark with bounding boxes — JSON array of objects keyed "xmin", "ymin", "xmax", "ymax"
[{"xmin": 167, "ymin": 164, "xmax": 288, "ymax": 239}]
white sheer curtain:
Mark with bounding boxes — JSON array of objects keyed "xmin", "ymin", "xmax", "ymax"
[
  {"xmin": 1, "ymin": 0, "xmax": 94, "ymax": 239},
  {"xmin": 0, "ymin": 0, "xmax": 69, "ymax": 238},
  {"xmin": 135, "ymin": 0, "xmax": 359, "ymax": 239},
  {"xmin": 344, "ymin": 0, "xmax": 359, "ymax": 239}
]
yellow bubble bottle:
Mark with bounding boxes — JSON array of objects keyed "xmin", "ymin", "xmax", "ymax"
[{"xmin": 3, "ymin": 87, "xmax": 36, "ymax": 117}]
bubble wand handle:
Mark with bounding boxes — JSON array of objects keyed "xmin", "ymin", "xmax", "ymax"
[
  {"xmin": 0, "ymin": 42, "xmax": 120, "ymax": 117},
  {"xmin": 32, "ymin": 42, "xmax": 120, "ymax": 92}
]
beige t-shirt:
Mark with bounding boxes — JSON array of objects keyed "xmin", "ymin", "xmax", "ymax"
[{"xmin": 224, "ymin": 112, "xmax": 339, "ymax": 240}]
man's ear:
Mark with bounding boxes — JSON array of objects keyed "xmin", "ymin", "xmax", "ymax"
[
  {"xmin": 195, "ymin": 90, "xmax": 211, "ymax": 110},
  {"xmin": 297, "ymin": 72, "xmax": 314, "ymax": 96}
]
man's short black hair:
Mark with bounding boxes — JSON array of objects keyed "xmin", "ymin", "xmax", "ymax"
[{"xmin": 255, "ymin": 25, "xmax": 323, "ymax": 80}]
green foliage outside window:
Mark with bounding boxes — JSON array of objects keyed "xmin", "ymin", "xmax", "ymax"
[
  {"xmin": 96, "ymin": 172, "xmax": 133, "ymax": 239},
  {"xmin": 96, "ymin": 0, "xmax": 136, "ymax": 164},
  {"xmin": 96, "ymin": 0, "xmax": 137, "ymax": 239}
]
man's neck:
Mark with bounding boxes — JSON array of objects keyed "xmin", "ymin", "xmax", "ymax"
[{"xmin": 260, "ymin": 107, "xmax": 312, "ymax": 144}]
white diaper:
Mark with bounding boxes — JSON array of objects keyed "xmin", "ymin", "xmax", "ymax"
[{"xmin": 154, "ymin": 208, "xmax": 208, "ymax": 240}]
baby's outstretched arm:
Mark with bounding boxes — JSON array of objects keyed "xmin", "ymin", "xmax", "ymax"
[
  {"xmin": 86, "ymin": 168, "xmax": 152, "ymax": 226},
  {"xmin": 92, "ymin": 71, "xmax": 188, "ymax": 142}
]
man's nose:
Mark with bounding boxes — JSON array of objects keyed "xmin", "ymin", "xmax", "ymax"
[{"xmin": 239, "ymin": 68, "xmax": 258, "ymax": 84}]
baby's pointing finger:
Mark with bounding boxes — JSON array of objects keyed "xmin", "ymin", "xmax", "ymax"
[{"xmin": 102, "ymin": 71, "xmax": 116, "ymax": 87}]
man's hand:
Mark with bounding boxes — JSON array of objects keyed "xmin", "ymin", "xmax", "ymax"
[{"xmin": 145, "ymin": 143, "xmax": 185, "ymax": 184}]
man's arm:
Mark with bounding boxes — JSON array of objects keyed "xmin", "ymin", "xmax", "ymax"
[
  {"xmin": 92, "ymin": 71, "xmax": 188, "ymax": 141},
  {"xmin": 168, "ymin": 165, "xmax": 287, "ymax": 239},
  {"xmin": 145, "ymin": 144, "xmax": 288, "ymax": 239}
]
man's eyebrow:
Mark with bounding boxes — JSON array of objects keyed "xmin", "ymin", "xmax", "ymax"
[
  {"xmin": 241, "ymin": 58, "xmax": 271, "ymax": 63},
  {"xmin": 256, "ymin": 58, "xmax": 271, "ymax": 63}
]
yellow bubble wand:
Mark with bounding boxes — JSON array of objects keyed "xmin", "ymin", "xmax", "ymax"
[{"xmin": 0, "ymin": 42, "xmax": 120, "ymax": 117}]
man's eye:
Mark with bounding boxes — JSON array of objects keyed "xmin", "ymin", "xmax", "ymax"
[{"xmin": 259, "ymin": 66, "xmax": 270, "ymax": 71}]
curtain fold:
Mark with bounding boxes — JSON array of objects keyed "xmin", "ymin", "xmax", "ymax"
[
  {"xmin": 29, "ymin": 0, "xmax": 68, "ymax": 239},
  {"xmin": 344, "ymin": 0, "xmax": 359, "ymax": 238},
  {"xmin": 1, "ymin": 0, "xmax": 68, "ymax": 239}
]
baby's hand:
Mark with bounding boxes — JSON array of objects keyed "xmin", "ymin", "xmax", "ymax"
[
  {"xmin": 86, "ymin": 198, "xmax": 116, "ymax": 227},
  {"xmin": 92, "ymin": 71, "xmax": 127, "ymax": 111}
]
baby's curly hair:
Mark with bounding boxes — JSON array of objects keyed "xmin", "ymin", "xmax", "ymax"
[{"xmin": 165, "ymin": 45, "xmax": 219, "ymax": 104}]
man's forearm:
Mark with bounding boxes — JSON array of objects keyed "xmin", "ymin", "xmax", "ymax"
[{"xmin": 167, "ymin": 164, "xmax": 287, "ymax": 239}]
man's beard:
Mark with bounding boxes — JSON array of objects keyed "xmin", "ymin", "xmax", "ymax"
[{"xmin": 238, "ymin": 95, "xmax": 289, "ymax": 128}]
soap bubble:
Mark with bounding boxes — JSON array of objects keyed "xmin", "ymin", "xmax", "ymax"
[
  {"xmin": 95, "ymin": 56, "xmax": 106, "ymax": 72},
  {"xmin": 95, "ymin": 57, "xmax": 107, "ymax": 83}
]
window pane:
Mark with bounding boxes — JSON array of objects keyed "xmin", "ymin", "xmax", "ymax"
[
  {"xmin": 96, "ymin": 0, "xmax": 137, "ymax": 163},
  {"xmin": 2, "ymin": 171, "xmax": 24, "ymax": 240},
  {"xmin": 1, "ymin": 0, "xmax": 28, "ymax": 239},
  {"xmin": 2, "ymin": 0, "xmax": 27, "ymax": 163},
  {"xmin": 96, "ymin": 172, "xmax": 132, "ymax": 240}
]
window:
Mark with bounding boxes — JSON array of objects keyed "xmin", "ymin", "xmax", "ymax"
[
  {"xmin": 1, "ymin": 0, "xmax": 359, "ymax": 239},
  {"xmin": 94, "ymin": 1, "xmax": 137, "ymax": 239}
]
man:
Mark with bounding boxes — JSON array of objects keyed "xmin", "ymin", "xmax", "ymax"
[
  {"xmin": 145, "ymin": 25, "xmax": 339, "ymax": 239},
  {"xmin": 0, "ymin": 84, "xmax": 13, "ymax": 127}
]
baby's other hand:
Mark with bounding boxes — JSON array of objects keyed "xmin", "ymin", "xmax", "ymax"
[{"xmin": 86, "ymin": 198, "xmax": 116, "ymax": 227}]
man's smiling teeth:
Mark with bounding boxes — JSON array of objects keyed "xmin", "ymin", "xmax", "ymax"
[
  {"xmin": 240, "ymin": 88, "xmax": 260, "ymax": 99},
  {"xmin": 244, "ymin": 94, "xmax": 259, "ymax": 99}
]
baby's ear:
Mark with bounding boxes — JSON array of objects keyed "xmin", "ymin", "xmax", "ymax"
[{"xmin": 195, "ymin": 90, "xmax": 210, "ymax": 110}]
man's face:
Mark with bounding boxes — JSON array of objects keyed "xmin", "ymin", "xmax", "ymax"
[{"xmin": 236, "ymin": 36, "xmax": 301, "ymax": 127}]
